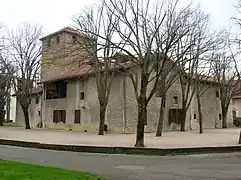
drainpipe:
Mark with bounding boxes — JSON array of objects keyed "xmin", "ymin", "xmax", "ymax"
[
  {"xmin": 215, "ymin": 90, "xmax": 218, "ymax": 128},
  {"xmin": 122, "ymin": 74, "xmax": 127, "ymax": 133},
  {"xmin": 40, "ymin": 86, "xmax": 44, "ymax": 128},
  {"xmin": 6, "ymin": 83, "xmax": 11, "ymax": 122},
  {"xmin": 189, "ymin": 96, "xmax": 192, "ymax": 130}
]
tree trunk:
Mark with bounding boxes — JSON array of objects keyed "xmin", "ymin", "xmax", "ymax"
[
  {"xmin": 22, "ymin": 106, "xmax": 31, "ymax": 129},
  {"xmin": 222, "ymin": 106, "xmax": 228, "ymax": 128},
  {"xmin": 122, "ymin": 75, "xmax": 127, "ymax": 133},
  {"xmin": 98, "ymin": 104, "xmax": 107, "ymax": 135},
  {"xmin": 156, "ymin": 96, "xmax": 166, "ymax": 137},
  {"xmin": 6, "ymin": 90, "xmax": 11, "ymax": 122},
  {"xmin": 0, "ymin": 110, "xmax": 4, "ymax": 126},
  {"xmin": 134, "ymin": 72, "xmax": 148, "ymax": 147},
  {"xmin": 135, "ymin": 104, "xmax": 146, "ymax": 147},
  {"xmin": 0, "ymin": 101, "xmax": 4, "ymax": 126},
  {"xmin": 197, "ymin": 95, "xmax": 203, "ymax": 134},
  {"xmin": 180, "ymin": 108, "xmax": 187, "ymax": 132}
]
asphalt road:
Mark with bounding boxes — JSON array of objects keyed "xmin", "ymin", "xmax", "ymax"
[{"xmin": 0, "ymin": 145, "xmax": 241, "ymax": 180}]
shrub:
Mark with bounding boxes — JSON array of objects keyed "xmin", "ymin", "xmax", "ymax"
[{"xmin": 233, "ymin": 117, "xmax": 241, "ymax": 127}]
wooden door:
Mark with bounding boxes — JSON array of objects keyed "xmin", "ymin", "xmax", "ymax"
[
  {"xmin": 60, "ymin": 110, "xmax": 66, "ymax": 123},
  {"xmin": 53, "ymin": 110, "xmax": 58, "ymax": 123},
  {"xmin": 74, "ymin": 110, "xmax": 81, "ymax": 124}
]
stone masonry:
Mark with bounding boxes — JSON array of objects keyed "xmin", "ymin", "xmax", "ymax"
[{"xmin": 16, "ymin": 27, "xmax": 234, "ymax": 133}]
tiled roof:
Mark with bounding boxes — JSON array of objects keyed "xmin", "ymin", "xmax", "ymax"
[
  {"xmin": 233, "ymin": 83, "xmax": 241, "ymax": 98},
  {"xmin": 31, "ymin": 87, "xmax": 43, "ymax": 94},
  {"xmin": 40, "ymin": 64, "xmax": 93, "ymax": 83},
  {"xmin": 39, "ymin": 27, "xmax": 85, "ymax": 41}
]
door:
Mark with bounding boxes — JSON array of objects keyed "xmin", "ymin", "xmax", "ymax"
[
  {"xmin": 169, "ymin": 109, "xmax": 182, "ymax": 125},
  {"xmin": 53, "ymin": 110, "xmax": 58, "ymax": 123},
  {"xmin": 60, "ymin": 110, "xmax": 66, "ymax": 123},
  {"xmin": 74, "ymin": 110, "xmax": 81, "ymax": 124}
]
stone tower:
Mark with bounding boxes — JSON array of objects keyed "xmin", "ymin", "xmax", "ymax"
[{"xmin": 39, "ymin": 27, "xmax": 91, "ymax": 82}]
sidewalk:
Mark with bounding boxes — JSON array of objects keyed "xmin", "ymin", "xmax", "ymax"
[{"xmin": 0, "ymin": 127, "xmax": 240, "ymax": 148}]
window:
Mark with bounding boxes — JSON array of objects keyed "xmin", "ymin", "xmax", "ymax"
[
  {"xmin": 38, "ymin": 111, "xmax": 41, "ymax": 116},
  {"xmin": 155, "ymin": 88, "xmax": 161, "ymax": 97},
  {"xmin": 155, "ymin": 81, "xmax": 163, "ymax": 97},
  {"xmin": 17, "ymin": 79, "xmax": 22, "ymax": 91},
  {"xmin": 74, "ymin": 110, "xmax": 81, "ymax": 124},
  {"xmin": 53, "ymin": 110, "xmax": 66, "ymax": 123},
  {"xmin": 219, "ymin": 114, "xmax": 222, "ymax": 121},
  {"xmin": 72, "ymin": 36, "xmax": 77, "ymax": 44},
  {"xmin": 194, "ymin": 114, "xmax": 197, "ymax": 119},
  {"xmin": 35, "ymin": 97, "xmax": 39, "ymax": 104},
  {"xmin": 173, "ymin": 96, "xmax": 178, "ymax": 104},
  {"xmin": 47, "ymin": 39, "xmax": 51, "ymax": 47},
  {"xmin": 46, "ymin": 81, "xmax": 67, "ymax": 99},
  {"xmin": 216, "ymin": 91, "xmax": 219, "ymax": 98},
  {"xmin": 80, "ymin": 92, "xmax": 85, "ymax": 100},
  {"xmin": 56, "ymin": 36, "xmax": 60, "ymax": 44}
]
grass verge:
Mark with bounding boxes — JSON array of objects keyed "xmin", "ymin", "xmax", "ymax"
[{"xmin": 0, "ymin": 160, "xmax": 104, "ymax": 180}]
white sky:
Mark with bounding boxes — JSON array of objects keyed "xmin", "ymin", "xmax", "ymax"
[{"xmin": 0, "ymin": 0, "xmax": 238, "ymax": 35}]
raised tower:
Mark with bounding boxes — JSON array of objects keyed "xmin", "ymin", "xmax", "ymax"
[{"xmin": 39, "ymin": 27, "xmax": 91, "ymax": 82}]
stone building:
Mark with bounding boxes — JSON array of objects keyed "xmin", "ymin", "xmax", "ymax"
[{"xmin": 15, "ymin": 27, "xmax": 234, "ymax": 133}]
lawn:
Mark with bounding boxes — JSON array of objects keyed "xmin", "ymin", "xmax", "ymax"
[{"xmin": 0, "ymin": 160, "xmax": 104, "ymax": 180}]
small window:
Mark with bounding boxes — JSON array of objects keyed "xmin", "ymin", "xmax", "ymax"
[
  {"xmin": 219, "ymin": 114, "xmax": 222, "ymax": 121},
  {"xmin": 173, "ymin": 96, "xmax": 178, "ymax": 104},
  {"xmin": 216, "ymin": 91, "xmax": 219, "ymax": 98},
  {"xmin": 56, "ymin": 36, "xmax": 60, "ymax": 44},
  {"xmin": 35, "ymin": 97, "xmax": 39, "ymax": 104},
  {"xmin": 38, "ymin": 111, "xmax": 41, "ymax": 116},
  {"xmin": 72, "ymin": 36, "xmax": 77, "ymax": 44},
  {"xmin": 155, "ymin": 88, "xmax": 161, "ymax": 97},
  {"xmin": 47, "ymin": 39, "xmax": 51, "ymax": 47},
  {"xmin": 80, "ymin": 92, "xmax": 85, "ymax": 100},
  {"xmin": 194, "ymin": 114, "xmax": 197, "ymax": 119}
]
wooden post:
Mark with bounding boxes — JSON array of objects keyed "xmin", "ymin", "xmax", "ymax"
[{"xmin": 239, "ymin": 130, "xmax": 241, "ymax": 144}]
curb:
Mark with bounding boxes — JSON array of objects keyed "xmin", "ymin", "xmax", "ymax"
[{"xmin": 0, "ymin": 139, "xmax": 241, "ymax": 156}]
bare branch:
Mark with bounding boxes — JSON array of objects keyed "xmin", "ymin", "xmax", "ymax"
[{"xmin": 0, "ymin": 23, "xmax": 42, "ymax": 129}]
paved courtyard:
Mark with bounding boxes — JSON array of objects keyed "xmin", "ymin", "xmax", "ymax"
[{"xmin": 0, "ymin": 127, "xmax": 240, "ymax": 148}]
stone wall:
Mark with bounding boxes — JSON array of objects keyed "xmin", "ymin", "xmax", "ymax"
[{"xmin": 15, "ymin": 94, "xmax": 42, "ymax": 127}]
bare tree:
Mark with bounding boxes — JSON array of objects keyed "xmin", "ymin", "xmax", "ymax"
[
  {"xmin": 94, "ymin": 0, "xmax": 205, "ymax": 146},
  {"xmin": 211, "ymin": 49, "xmax": 240, "ymax": 128},
  {"xmin": 155, "ymin": 2, "xmax": 205, "ymax": 136},
  {"xmin": 1, "ymin": 24, "xmax": 42, "ymax": 129},
  {"xmin": 231, "ymin": 0, "xmax": 241, "ymax": 79},
  {"xmin": 176, "ymin": 8, "xmax": 220, "ymax": 132},
  {"xmin": 233, "ymin": 0, "xmax": 241, "ymax": 32},
  {"xmin": 0, "ymin": 58, "xmax": 7, "ymax": 126},
  {"xmin": 191, "ymin": 15, "xmax": 222, "ymax": 134},
  {"xmin": 194, "ymin": 60, "xmax": 214, "ymax": 134},
  {"xmin": 0, "ymin": 57, "xmax": 14, "ymax": 126},
  {"xmin": 0, "ymin": 24, "xmax": 4, "ymax": 50},
  {"xmin": 74, "ymin": 4, "xmax": 121, "ymax": 135},
  {"xmin": 0, "ymin": 25, "xmax": 7, "ymax": 126}
]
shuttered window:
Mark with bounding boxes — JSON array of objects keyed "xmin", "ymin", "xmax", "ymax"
[
  {"xmin": 74, "ymin": 110, "xmax": 81, "ymax": 124},
  {"xmin": 53, "ymin": 110, "xmax": 66, "ymax": 123}
]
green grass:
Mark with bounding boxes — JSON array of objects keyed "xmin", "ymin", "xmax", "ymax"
[{"xmin": 0, "ymin": 160, "xmax": 104, "ymax": 180}]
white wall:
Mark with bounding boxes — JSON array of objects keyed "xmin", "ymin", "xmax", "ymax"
[
  {"xmin": 9, "ymin": 86, "xmax": 16, "ymax": 122},
  {"xmin": 4, "ymin": 86, "xmax": 17, "ymax": 122}
]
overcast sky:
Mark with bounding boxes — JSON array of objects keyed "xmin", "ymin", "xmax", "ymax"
[{"xmin": 0, "ymin": 0, "xmax": 238, "ymax": 35}]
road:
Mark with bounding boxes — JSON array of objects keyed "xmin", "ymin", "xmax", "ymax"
[{"xmin": 0, "ymin": 145, "xmax": 241, "ymax": 180}]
